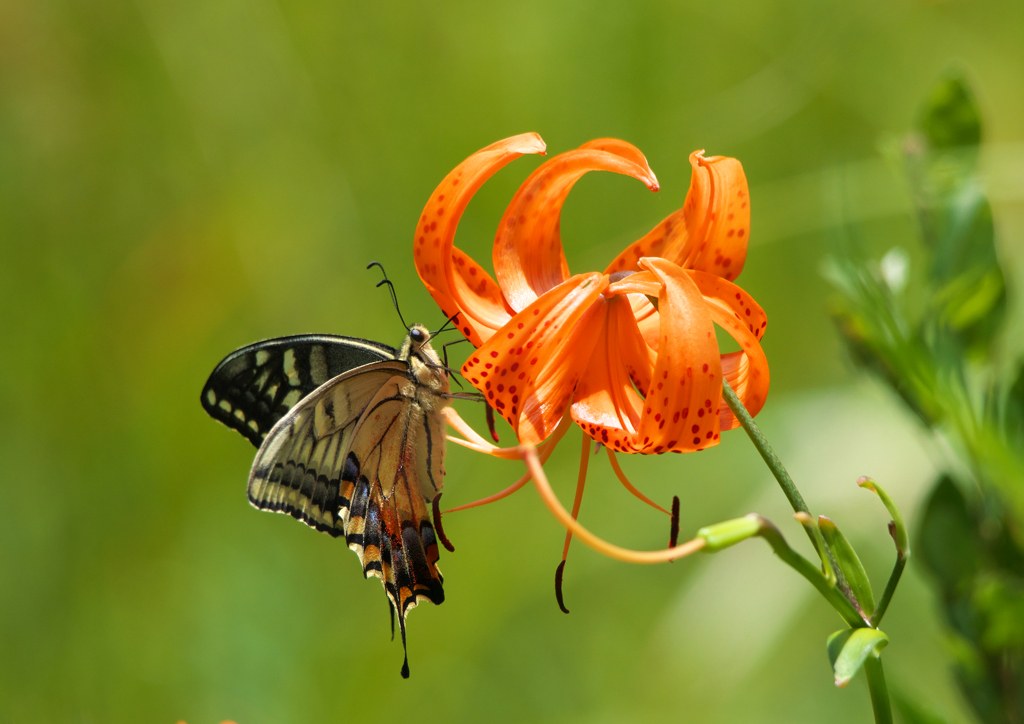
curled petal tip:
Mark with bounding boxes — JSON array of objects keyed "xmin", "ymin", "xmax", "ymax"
[{"xmin": 510, "ymin": 132, "xmax": 546, "ymax": 155}]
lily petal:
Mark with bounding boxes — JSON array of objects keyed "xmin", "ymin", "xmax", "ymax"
[
  {"xmin": 634, "ymin": 258, "xmax": 722, "ymax": 452},
  {"xmin": 463, "ymin": 273, "xmax": 608, "ymax": 445},
  {"xmin": 571, "ymin": 295, "xmax": 650, "ymax": 451},
  {"xmin": 415, "ymin": 133, "xmax": 547, "ymax": 346},
  {"xmin": 578, "ymin": 138, "xmax": 659, "ymax": 188},
  {"xmin": 607, "ymin": 152, "xmax": 750, "ymax": 281},
  {"xmin": 494, "ymin": 142, "xmax": 658, "ymax": 312},
  {"xmin": 669, "ymin": 152, "xmax": 750, "ymax": 280},
  {"xmin": 687, "ymin": 270, "xmax": 769, "ymax": 429}
]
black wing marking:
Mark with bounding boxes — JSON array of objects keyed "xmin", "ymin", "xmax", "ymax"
[{"xmin": 201, "ymin": 334, "xmax": 397, "ymax": 448}]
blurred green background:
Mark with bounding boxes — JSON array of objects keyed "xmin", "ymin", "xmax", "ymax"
[{"xmin": 2, "ymin": 0, "xmax": 1023, "ymax": 722}]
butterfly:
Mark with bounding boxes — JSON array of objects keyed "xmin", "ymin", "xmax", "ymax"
[{"xmin": 201, "ymin": 321, "xmax": 465, "ymax": 678}]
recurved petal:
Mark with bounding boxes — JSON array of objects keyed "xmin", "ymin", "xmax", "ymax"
[
  {"xmin": 415, "ymin": 133, "xmax": 547, "ymax": 346},
  {"xmin": 462, "ymin": 273, "xmax": 608, "ymax": 446},
  {"xmin": 494, "ymin": 142, "xmax": 659, "ymax": 312},
  {"xmin": 686, "ymin": 270, "xmax": 769, "ymax": 429},
  {"xmin": 634, "ymin": 258, "xmax": 722, "ymax": 453},
  {"xmin": 662, "ymin": 151, "xmax": 750, "ymax": 281},
  {"xmin": 578, "ymin": 138, "xmax": 659, "ymax": 188}
]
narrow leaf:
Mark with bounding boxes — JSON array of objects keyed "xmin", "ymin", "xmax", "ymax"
[
  {"xmin": 794, "ymin": 512, "xmax": 836, "ymax": 586},
  {"xmin": 826, "ymin": 628, "xmax": 889, "ymax": 688},
  {"xmin": 819, "ymin": 516, "xmax": 875, "ymax": 616}
]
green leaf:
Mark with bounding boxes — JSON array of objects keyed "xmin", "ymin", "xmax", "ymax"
[
  {"xmin": 819, "ymin": 516, "xmax": 874, "ymax": 616},
  {"xmin": 858, "ymin": 477, "xmax": 909, "ymax": 557},
  {"xmin": 915, "ymin": 70, "xmax": 981, "ymax": 151},
  {"xmin": 827, "ymin": 628, "xmax": 889, "ymax": 688},
  {"xmin": 1005, "ymin": 361, "xmax": 1024, "ymax": 447},
  {"xmin": 697, "ymin": 515, "xmax": 761, "ymax": 552},
  {"xmin": 794, "ymin": 512, "xmax": 836, "ymax": 586},
  {"xmin": 916, "ymin": 475, "xmax": 980, "ymax": 588}
]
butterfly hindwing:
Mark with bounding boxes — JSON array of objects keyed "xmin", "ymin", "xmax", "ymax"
[
  {"xmin": 247, "ymin": 361, "xmax": 409, "ymax": 536},
  {"xmin": 247, "ymin": 361, "xmax": 446, "ymax": 614},
  {"xmin": 347, "ymin": 380, "xmax": 446, "ymax": 613},
  {"xmin": 201, "ymin": 335, "xmax": 397, "ymax": 448}
]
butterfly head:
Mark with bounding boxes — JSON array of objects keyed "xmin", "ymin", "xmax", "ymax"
[{"xmin": 401, "ymin": 324, "xmax": 448, "ymax": 391}]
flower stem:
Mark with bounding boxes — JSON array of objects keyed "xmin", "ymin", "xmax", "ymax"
[
  {"xmin": 722, "ymin": 380, "xmax": 865, "ymax": 621},
  {"xmin": 870, "ymin": 555, "xmax": 906, "ymax": 628},
  {"xmin": 864, "ymin": 656, "xmax": 893, "ymax": 724},
  {"xmin": 721, "ymin": 380, "xmax": 810, "ymax": 516}
]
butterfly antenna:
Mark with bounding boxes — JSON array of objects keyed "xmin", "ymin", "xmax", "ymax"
[
  {"xmin": 431, "ymin": 310, "xmax": 462, "ymax": 336},
  {"xmin": 367, "ymin": 261, "xmax": 410, "ymax": 331}
]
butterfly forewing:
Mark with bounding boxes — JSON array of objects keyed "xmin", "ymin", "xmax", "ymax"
[{"xmin": 201, "ymin": 335, "xmax": 397, "ymax": 448}]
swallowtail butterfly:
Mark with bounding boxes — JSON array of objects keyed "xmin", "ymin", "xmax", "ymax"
[{"xmin": 201, "ymin": 323, "xmax": 460, "ymax": 678}]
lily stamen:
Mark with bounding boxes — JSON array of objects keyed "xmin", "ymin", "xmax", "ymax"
[
  {"xmin": 606, "ymin": 448, "xmax": 671, "ymax": 516},
  {"xmin": 524, "ymin": 447, "xmax": 706, "ymax": 565}
]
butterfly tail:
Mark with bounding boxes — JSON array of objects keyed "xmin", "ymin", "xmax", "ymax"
[
  {"xmin": 345, "ymin": 483, "xmax": 443, "ymax": 678},
  {"xmin": 344, "ymin": 476, "xmax": 444, "ymax": 602}
]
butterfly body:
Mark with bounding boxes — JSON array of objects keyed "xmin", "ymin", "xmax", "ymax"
[{"xmin": 202, "ymin": 324, "xmax": 451, "ymax": 677}]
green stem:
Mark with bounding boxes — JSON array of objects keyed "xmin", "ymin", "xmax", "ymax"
[
  {"xmin": 864, "ymin": 656, "xmax": 893, "ymax": 724},
  {"xmin": 753, "ymin": 517, "xmax": 867, "ymax": 629},
  {"xmin": 722, "ymin": 380, "xmax": 857, "ymax": 603},
  {"xmin": 870, "ymin": 555, "xmax": 906, "ymax": 627},
  {"xmin": 721, "ymin": 380, "xmax": 811, "ymax": 516}
]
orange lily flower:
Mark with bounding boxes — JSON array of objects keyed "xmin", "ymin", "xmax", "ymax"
[
  {"xmin": 416, "ymin": 133, "xmax": 769, "ymax": 454},
  {"xmin": 415, "ymin": 134, "xmax": 769, "ymax": 599}
]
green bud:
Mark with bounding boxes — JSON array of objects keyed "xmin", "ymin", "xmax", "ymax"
[{"xmin": 697, "ymin": 515, "xmax": 762, "ymax": 552}]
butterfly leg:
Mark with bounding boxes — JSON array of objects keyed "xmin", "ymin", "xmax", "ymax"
[
  {"xmin": 554, "ymin": 431, "xmax": 592, "ymax": 614},
  {"xmin": 440, "ymin": 337, "xmax": 468, "ymax": 372}
]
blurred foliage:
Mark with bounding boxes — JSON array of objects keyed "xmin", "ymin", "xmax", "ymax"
[{"xmin": 826, "ymin": 71, "xmax": 1024, "ymax": 723}]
